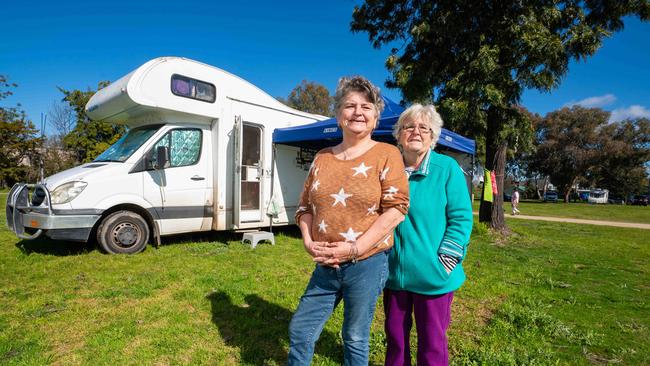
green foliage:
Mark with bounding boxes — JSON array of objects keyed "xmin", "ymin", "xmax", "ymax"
[
  {"xmin": 532, "ymin": 106, "xmax": 609, "ymax": 201},
  {"xmin": 351, "ymin": 0, "xmax": 649, "ymax": 227},
  {"xmin": 593, "ymin": 118, "xmax": 650, "ymax": 196},
  {"xmin": 528, "ymin": 108, "xmax": 650, "ymax": 200},
  {"xmin": 280, "ymin": 80, "xmax": 333, "ymax": 117},
  {"xmin": 59, "ymin": 82, "xmax": 126, "ymax": 163},
  {"xmin": 353, "ymin": 1, "xmax": 648, "ymax": 109},
  {"xmin": 471, "ymin": 221, "xmax": 489, "ymax": 236},
  {"xmin": 0, "ymin": 76, "xmax": 42, "ymax": 186},
  {"xmin": 0, "ymin": 75, "xmax": 18, "ymax": 100}
]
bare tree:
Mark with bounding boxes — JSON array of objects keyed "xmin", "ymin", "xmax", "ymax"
[{"xmin": 48, "ymin": 100, "xmax": 75, "ymax": 140}]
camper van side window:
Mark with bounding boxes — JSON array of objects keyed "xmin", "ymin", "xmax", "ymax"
[
  {"xmin": 171, "ymin": 74, "xmax": 216, "ymax": 103},
  {"xmin": 149, "ymin": 128, "xmax": 202, "ymax": 169}
]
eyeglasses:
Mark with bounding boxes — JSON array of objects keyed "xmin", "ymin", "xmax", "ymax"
[{"xmin": 402, "ymin": 124, "xmax": 432, "ymax": 134}]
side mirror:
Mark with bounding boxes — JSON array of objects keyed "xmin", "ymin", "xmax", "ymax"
[{"xmin": 154, "ymin": 146, "xmax": 169, "ymax": 170}]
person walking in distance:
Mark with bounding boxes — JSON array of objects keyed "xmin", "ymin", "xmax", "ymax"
[{"xmin": 511, "ymin": 187, "xmax": 520, "ymax": 215}]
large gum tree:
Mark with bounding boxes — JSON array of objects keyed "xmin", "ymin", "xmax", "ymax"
[{"xmin": 351, "ymin": 0, "xmax": 649, "ymax": 231}]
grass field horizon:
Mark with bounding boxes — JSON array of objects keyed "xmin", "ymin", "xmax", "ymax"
[
  {"xmin": 472, "ymin": 199, "xmax": 650, "ymax": 224},
  {"xmin": 1, "ymin": 195, "xmax": 649, "ymax": 365}
]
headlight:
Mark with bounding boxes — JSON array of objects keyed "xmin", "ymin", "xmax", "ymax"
[{"xmin": 50, "ymin": 181, "xmax": 88, "ymax": 204}]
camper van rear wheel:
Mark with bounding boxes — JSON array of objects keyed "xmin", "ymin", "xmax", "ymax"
[{"xmin": 97, "ymin": 210, "xmax": 149, "ymax": 254}]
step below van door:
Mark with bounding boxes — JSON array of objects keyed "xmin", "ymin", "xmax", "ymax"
[{"xmin": 143, "ymin": 126, "xmax": 211, "ymax": 235}]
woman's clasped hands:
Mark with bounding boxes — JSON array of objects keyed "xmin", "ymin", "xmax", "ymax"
[{"xmin": 309, "ymin": 241, "xmax": 358, "ymax": 268}]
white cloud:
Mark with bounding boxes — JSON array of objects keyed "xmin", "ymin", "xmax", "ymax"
[
  {"xmin": 609, "ymin": 105, "xmax": 650, "ymax": 122},
  {"xmin": 564, "ymin": 94, "xmax": 617, "ymax": 108}
]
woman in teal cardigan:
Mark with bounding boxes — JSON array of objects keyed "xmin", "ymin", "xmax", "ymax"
[{"xmin": 384, "ymin": 104, "xmax": 473, "ymax": 366}]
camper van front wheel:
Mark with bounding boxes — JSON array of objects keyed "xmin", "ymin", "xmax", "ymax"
[{"xmin": 97, "ymin": 210, "xmax": 150, "ymax": 254}]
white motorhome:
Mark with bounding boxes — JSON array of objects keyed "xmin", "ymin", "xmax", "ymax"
[
  {"xmin": 6, "ymin": 57, "xmax": 325, "ymax": 253},
  {"xmin": 587, "ymin": 189, "xmax": 609, "ymax": 204}
]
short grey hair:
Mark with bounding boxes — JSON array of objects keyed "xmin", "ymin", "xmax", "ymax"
[
  {"xmin": 333, "ymin": 76, "xmax": 385, "ymax": 119},
  {"xmin": 393, "ymin": 104, "xmax": 443, "ymax": 148}
]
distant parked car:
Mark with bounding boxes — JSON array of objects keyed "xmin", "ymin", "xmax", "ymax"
[
  {"xmin": 543, "ymin": 191, "xmax": 559, "ymax": 202},
  {"xmin": 607, "ymin": 195, "xmax": 625, "ymax": 205},
  {"xmin": 630, "ymin": 195, "xmax": 649, "ymax": 206}
]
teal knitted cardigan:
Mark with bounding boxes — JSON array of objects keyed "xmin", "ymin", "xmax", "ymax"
[{"xmin": 386, "ymin": 150, "xmax": 474, "ymax": 295}]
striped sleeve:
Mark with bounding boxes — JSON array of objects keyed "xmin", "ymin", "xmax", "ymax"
[{"xmin": 439, "ymin": 254, "xmax": 460, "ymax": 274}]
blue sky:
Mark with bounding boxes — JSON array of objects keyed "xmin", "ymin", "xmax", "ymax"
[{"xmin": 2, "ymin": 1, "xmax": 649, "ymax": 135}]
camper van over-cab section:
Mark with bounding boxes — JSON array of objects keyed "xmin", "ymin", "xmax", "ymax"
[{"xmin": 5, "ymin": 57, "xmax": 326, "ymax": 253}]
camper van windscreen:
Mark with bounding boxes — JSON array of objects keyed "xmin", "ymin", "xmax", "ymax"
[
  {"xmin": 94, "ymin": 125, "xmax": 162, "ymax": 162},
  {"xmin": 171, "ymin": 74, "xmax": 216, "ymax": 103}
]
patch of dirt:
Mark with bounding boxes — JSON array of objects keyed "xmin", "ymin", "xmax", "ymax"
[
  {"xmin": 453, "ymin": 294, "xmax": 507, "ymax": 331},
  {"xmin": 584, "ymin": 350, "xmax": 622, "ymax": 365},
  {"xmin": 1, "ymin": 348, "xmax": 21, "ymax": 363},
  {"xmin": 489, "ymin": 229, "xmax": 513, "ymax": 247},
  {"xmin": 476, "ymin": 294, "xmax": 507, "ymax": 326}
]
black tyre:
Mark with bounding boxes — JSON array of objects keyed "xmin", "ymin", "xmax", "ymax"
[{"xmin": 96, "ymin": 210, "xmax": 149, "ymax": 254}]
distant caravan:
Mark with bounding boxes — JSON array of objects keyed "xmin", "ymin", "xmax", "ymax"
[
  {"xmin": 6, "ymin": 57, "xmax": 326, "ymax": 253},
  {"xmin": 587, "ymin": 189, "xmax": 609, "ymax": 204}
]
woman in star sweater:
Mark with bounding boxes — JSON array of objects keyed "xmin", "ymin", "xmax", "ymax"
[
  {"xmin": 287, "ymin": 76, "xmax": 409, "ymax": 366},
  {"xmin": 384, "ymin": 104, "xmax": 473, "ymax": 366}
]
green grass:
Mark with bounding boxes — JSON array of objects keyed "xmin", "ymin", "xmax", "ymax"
[
  {"xmin": 1, "ymin": 195, "xmax": 649, "ymax": 365},
  {"xmin": 473, "ymin": 200, "xmax": 650, "ymax": 224}
]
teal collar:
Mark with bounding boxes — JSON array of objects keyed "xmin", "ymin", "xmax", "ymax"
[{"xmin": 406, "ymin": 149, "xmax": 432, "ymax": 177}]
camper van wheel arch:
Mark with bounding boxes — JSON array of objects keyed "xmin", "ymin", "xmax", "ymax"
[{"xmin": 96, "ymin": 210, "xmax": 150, "ymax": 254}]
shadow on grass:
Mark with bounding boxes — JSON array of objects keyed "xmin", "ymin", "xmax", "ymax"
[
  {"xmin": 207, "ymin": 291, "xmax": 342, "ymax": 365},
  {"xmin": 159, "ymin": 230, "xmax": 242, "ymax": 247},
  {"xmin": 15, "ymin": 237, "xmax": 96, "ymax": 256},
  {"xmin": 14, "ymin": 224, "xmax": 304, "ymax": 256},
  {"xmin": 158, "ymin": 224, "xmax": 303, "ymax": 248},
  {"xmin": 270, "ymin": 224, "xmax": 302, "ymax": 239}
]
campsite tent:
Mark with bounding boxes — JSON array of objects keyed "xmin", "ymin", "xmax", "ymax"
[{"xmin": 272, "ymin": 97, "xmax": 475, "ymax": 155}]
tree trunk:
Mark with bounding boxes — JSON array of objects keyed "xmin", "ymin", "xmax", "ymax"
[
  {"xmin": 540, "ymin": 176, "xmax": 549, "ymax": 200},
  {"xmin": 479, "ymin": 108, "xmax": 508, "ymax": 232},
  {"xmin": 564, "ymin": 177, "xmax": 579, "ymax": 203}
]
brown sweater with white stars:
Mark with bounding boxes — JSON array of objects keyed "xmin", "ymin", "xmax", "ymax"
[{"xmin": 295, "ymin": 142, "xmax": 410, "ymax": 261}]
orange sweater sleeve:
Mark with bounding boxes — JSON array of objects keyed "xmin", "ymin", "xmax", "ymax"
[{"xmin": 378, "ymin": 145, "xmax": 409, "ymax": 215}]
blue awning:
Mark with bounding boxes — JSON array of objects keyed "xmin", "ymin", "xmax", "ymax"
[{"xmin": 273, "ymin": 97, "xmax": 475, "ymax": 155}]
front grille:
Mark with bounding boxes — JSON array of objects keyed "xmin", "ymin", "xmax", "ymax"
[{"xmin": 31, "ymin": 186, "xmax": 47, "ymax": 206}]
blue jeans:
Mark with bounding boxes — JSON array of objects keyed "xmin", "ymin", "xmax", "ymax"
[{"xmin": 288, "ymin": 251, "xmax": 389, "ymax": 366}]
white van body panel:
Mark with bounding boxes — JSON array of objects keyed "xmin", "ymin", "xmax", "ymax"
[
  {"xmin": 86, "ymin": 57, "xmax": 319, "ymax": 125},
  {"xmin": 45, "ymin": 163, "xmax": 142, "ymax": 212},
  {"xmin": 92, "ymin": 194, "xmax": 154, "ymax": 212}
]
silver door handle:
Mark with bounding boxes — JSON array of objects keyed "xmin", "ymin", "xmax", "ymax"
[{"xmin": 191, "ymin": 175, "xmax": 205, "ymax": 181}]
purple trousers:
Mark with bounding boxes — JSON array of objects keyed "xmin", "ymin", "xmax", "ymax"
[{"xmin": 383, "ymin": 289, "xmax": 454, "ymax": 366}]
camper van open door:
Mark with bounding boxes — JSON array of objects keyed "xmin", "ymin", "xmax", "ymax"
[{"xmin": 233, "ymin": 115, "xmax": 265, "ymax": 227}]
